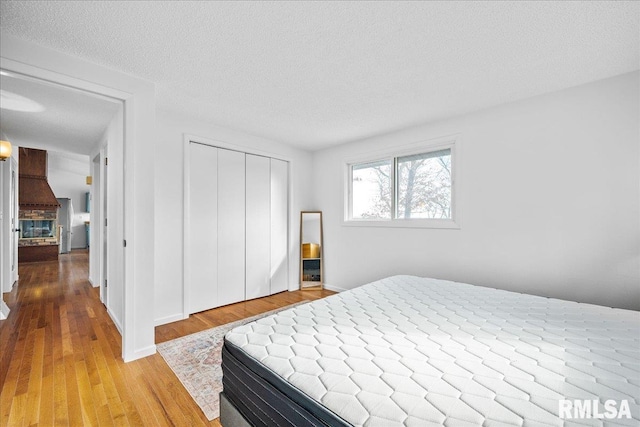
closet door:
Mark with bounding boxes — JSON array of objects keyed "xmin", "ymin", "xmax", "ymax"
[
  {"xmin": 217, "ymin": 149, "xmax": 246, "ymax": 306},
  {"xmin": 270, "ymin": 158, "xmax": 288, "ymax": 294},
  {"xmin": 245, "ymin": 154, "xmax": 271, "ymax": 299},
  {"xmin": 187, "ymin": 143, "xmax": 218, "ymax": 314}
]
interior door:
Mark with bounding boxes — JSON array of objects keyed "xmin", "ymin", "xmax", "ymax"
[
  {"xmin": 103, "ymin": 151, "xmax": 108, "ymax": 308},
  {"xmin": 217, "ymin": 149, "xmax": 246, "ymax": 306},
  {"xmin": 10, "ymin": 157, "xmax": 18, "ymax": 285},
  {"xmin": 270, "ymin": 158, "xmax": 288, "ymax": 294},
  {"xmin": 90, "ymin": 153, "xmax": 100, "ymax": 300},
  {"xmin": 187, "ymin": 142, "xmax": 218, "ymax": 313},
  {"xmin": 245, "ymin": 154, "xmax": 271, "ymax": 300}
]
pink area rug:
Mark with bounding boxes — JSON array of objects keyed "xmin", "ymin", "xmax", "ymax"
[{"xmin": 157, "ymin": 302, "xmax": 305, "ymax": 420}]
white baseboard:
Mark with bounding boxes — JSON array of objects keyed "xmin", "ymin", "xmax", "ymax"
[
  {"xmin": 88, "ymin": 277, "xmax": 95, "ymax": 287},
  {"xmin": 0, "ymin": 300, "xmax": 9, "ymax": 320},
  {"xmin": 124, "ymin": 344, "xmax": 157, "ymax": 363},
  {"xmin": 288, "ymin": 284, "xmax": 348, "ymax": 293},
  {"xmin": 107, "ymin": 308, "xmax": 123, "ymax": 335},
  {"xmin": 323, "ymin": 283, "xmax": 348, "ymax": 293},
  {"xmin": 154, "ymin": 313, "xmax": 187, "ymax": 326}
]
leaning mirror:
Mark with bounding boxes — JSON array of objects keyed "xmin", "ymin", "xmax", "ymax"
[{"xmin": 300, "ymin": 211, "xmax": 323, "ymax": 290}]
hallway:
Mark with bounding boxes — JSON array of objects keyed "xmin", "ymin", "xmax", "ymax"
[
  {"xmin": 0, "ymin": 250, "xmax": 332, "ymax": 426},
  {"xmin": 0, "ymin": 250, "xmax": 173, "ymax": 426}
]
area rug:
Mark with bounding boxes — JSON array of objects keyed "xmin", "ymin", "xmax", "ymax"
[{"xmin": 157, "ymin": 302, "xmax": 306, "ymax": 421}]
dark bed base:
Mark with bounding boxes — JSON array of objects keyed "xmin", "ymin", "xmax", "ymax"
[
  {"xmin": 219, "ymin": 392, "xmax": 251, "ymax": 427},
  {"xmin": 221, "ymin": 342, "xmax": 350, "ymax": 427}
]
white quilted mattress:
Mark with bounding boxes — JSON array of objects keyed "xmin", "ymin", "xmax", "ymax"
[{"xmin": 225, "ymin": 275, "xmax": 640, "ymax": 426}]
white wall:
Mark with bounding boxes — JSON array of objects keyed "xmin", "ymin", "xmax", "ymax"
[
  {"xmin": 313, "ymin": 71, "xmax": 640, "ymax": 311},
  {"xmin": 153, "ymin": 109, "xmax": 314, "ymax": 325},
  {"xmin": 48, "ymin": 151, "xmax": 90, "ymax": 249}
]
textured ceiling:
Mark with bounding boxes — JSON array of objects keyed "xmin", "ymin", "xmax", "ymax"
[
  {"xmin": 1, "ymin": 1, "xmax": 638, "ymax": 151},
  {"xmin": 0, "ymin": 73, "xmax": 121, "ymax": 155}
]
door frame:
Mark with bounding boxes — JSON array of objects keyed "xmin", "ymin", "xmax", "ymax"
[
  {"xmin": 1, "ymin": 154, "xmax": 18, "ymax": 293},
  {"xmin": 10, "ymin": 157, "xmax": 18, "ymax": 286},
  {"xmin": 102, "ymin": 146, "xmax": 109, "ymax": 311},
  {"xmin": 90, "ymin": 148, "xmax": 109, "ymax": 309},
  {"xmin": 1, "ymin": 34, "xmax": 156, "ymax": 362}
]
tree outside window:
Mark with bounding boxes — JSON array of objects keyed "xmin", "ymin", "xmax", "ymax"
[
  {"xmin": 396, "ymin": 149, "xmax": 451, "ymax": 219},
  {"xmin": 349, "ymin": 148, "xmax": 452, "ymax": 221}
]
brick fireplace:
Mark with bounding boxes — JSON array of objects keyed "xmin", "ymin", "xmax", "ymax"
[{"xmin": 18, "ymin": 148, "xmax": 60, "ymax": 262}]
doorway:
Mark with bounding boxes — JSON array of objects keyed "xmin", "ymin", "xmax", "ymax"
[
  {"xmin": 0, "ymin": 69, "xmax": 125, "ymax": 346},
  {"xmin": 1, "ymin": 36, "xmax": 156, "ymax": 361}
]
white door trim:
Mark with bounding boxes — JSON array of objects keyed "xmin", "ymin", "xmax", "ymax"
[{"xmin": 10, "ymin": 157, "xmax": 18, "ymax": 286}]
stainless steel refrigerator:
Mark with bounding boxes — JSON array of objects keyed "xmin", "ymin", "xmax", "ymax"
[{"xmin": 57, "ymin": 198, "xmax": 74, "ymax": 254}]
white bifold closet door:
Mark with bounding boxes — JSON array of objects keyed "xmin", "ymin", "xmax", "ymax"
[
  {"xmin": 217, "ymin": 149, "xmax": 246, "ymax": 306},
  {"xmin": 187, "ymin": 143, "xmax": 289, "ymax": 315},
  {"xmin": 270, "ymin": 158, "xmax": 288, "ymax": 294},
  {"xmin": 245, "ymin": 154, "xmax": 271, "ymax": 299},
  {"xmin": 187, "ymin": 143, "xmax": 218, "ymax": 314}
]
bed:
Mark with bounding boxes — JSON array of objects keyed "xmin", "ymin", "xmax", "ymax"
[{"xmin": 221, "ymin": 275, "xmax": 640, "ymax": 426}]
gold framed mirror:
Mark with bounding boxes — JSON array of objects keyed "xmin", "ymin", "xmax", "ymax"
[{"xmin": 300, "ymin": 211, "xmax": 323, "ymax": 290}]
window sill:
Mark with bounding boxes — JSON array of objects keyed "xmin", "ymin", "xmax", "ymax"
[{"xmin": 342, "ymin": 218, "xmax": 460, "ymax": 229}]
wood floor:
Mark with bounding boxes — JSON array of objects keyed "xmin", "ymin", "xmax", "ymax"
[{"xmin": 0, "ymin": 250, "xmax": 334, "ymax": 426}]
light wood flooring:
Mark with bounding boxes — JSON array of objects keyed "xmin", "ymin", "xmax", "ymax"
[{"xmin": 0, "ymin": 250, "xmax": 334, "ymax": 426}]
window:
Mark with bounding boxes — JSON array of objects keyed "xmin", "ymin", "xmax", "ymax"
[
  {"xmin": 346, "ymin": 137, "xmax": 458, "ymax": 228},
  {"xmin": 396, "ymin": 149, "xmax": 451, "ymax": 219},
  {"xmin": 351, "ymin": 159, "xmax": 392, "ymax": 220}
]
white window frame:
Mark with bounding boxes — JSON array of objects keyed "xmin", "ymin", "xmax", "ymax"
[{"xmin": 343, "ymin": 134, "xmax": 461, "ymax": 229}]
